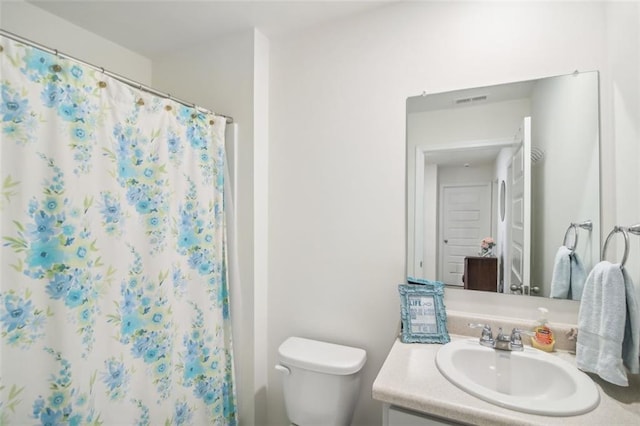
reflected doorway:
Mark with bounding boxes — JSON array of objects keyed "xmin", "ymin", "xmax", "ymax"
[{"xmin": 438, "ymin": 183, "xmax": 491, "ymax": 286}]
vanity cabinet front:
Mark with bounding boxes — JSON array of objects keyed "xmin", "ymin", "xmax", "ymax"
[{"xmin": 384, "ymin": 404, "xmax": 465, "ymax": 426}]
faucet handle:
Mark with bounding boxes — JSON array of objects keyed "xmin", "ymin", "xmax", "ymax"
[
  {"xmin": 510, "ymin": 328, "xmax": 523, "ymax": 350},
  {"xmin": 510, "ymin": 328, "xmax": 534, "ymax": 351},
  {"xmin": 468, "ymin": 323, "xmax": 494, "ymax": 347},
  {"xmin": 511, "ymin": 328, "xmax": 535, "ymax": 338}
]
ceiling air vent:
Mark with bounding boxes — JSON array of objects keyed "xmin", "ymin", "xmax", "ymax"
[{"xmin": 454, "ymin": 95, "xmax": 488, "ymax": 105}]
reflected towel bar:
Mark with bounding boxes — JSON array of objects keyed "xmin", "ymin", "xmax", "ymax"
[{"xmin": 563, "ymin": 220, "xmax": 593, "ymax": 252}]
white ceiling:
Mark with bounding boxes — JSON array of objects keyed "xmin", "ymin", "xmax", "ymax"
[
  {"xmin": 425, "ymin": 145, "xmax": 509, "ymax": 167},
  {"xmin": 26, "ymin": 0, "xmax": 397, "ymax": 57}
]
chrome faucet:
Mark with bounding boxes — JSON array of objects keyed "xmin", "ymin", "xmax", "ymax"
[
  {"xmin": 468, "ymin": 323, "xmax": 495, "ymax": 348},
  {"xmin": 468, "ymin": 323, "xmax": 527, "ymax": 352}
]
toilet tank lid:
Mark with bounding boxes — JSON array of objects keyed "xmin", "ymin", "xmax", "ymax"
[{"xmin": 278, "ymin": 337, "xmax": 367, "ymax": 375}]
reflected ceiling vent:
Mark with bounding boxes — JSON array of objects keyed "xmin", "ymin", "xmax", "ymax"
[
  {"xmin": 454, "ymin": 95, "xmax": 488, "ymax": 105},
  {"xmin": 531, "ymin": 147, "xmax": 545, "ymax": 164}
]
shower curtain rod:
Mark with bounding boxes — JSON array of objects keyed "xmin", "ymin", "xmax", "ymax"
[{"xmin": 0, "ymin": 29, "xmax": 234, "ymax": 124}]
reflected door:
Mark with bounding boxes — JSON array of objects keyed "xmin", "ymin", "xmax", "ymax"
[
  {"xmin": 439, "ymin": 184, "xmax": 491, "ymax": 285},
  {"xmin": 509, "ymin": 117, "xmax": 532, "ymax": 295}
]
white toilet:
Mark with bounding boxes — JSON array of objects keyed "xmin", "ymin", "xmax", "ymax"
[{"xmin": 275, "ymin": 336, "xmax": 367, "ymax": 426}]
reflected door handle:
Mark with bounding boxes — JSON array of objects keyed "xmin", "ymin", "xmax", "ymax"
[
  {"xmin": 274, "ymin": 365, "xmax": 290, "ymax": 376},
  {"xmin": 530, "ymin": 286, "xmax": 540, "ymax": 294}
]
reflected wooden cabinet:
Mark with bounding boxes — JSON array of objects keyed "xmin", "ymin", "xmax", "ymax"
[{"xmin": 463, "ymin": 256, "xmax": 497, "ymax": 292}]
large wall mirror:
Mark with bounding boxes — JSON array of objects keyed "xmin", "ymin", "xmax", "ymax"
[{"xmin": 406, "ymin": 71, "xmax": 600, "ymax": 299}]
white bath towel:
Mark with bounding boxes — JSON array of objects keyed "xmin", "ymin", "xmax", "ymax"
[
  {"xmin": 550, "ymin": 246, "xmax": 572, "ymax": 299},
  {"xmin": 577, "ymin": 261, "xmax": 638, "ymax": 386}
]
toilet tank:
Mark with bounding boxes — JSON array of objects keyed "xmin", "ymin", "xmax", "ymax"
[{"xmin": 277, "ymin": 337, "xmax": 367, "ymax": 426}]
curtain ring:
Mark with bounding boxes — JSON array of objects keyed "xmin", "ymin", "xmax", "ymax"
[{"xmin": 602, "ymin": 226, "xmax": 629, "ymax": 268}]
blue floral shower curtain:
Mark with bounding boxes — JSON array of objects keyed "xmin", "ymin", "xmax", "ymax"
[{"xmin": 0, "ymin": 36, "xmax": 237, "ymax": 425}]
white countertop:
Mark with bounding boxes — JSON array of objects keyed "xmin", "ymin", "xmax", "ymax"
[{"xmin": 372, "ymin": 335, "xmax": 640, "ymax": 426}]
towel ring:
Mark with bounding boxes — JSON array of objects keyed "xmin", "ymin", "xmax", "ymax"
[
  {"xmin": 602, "ymin": 224, "xmax": 640, "ymax": 268},
  {"xmin": 563, "ymin": 220, "xmax": 593, "ymax": 251},
  {"xmin": 602, "ymin": 226, "xmax": 629, "ymax": 267},
  {"xmin": 563, "ymin": 225, "xmax": 577, "ymax": 251}
]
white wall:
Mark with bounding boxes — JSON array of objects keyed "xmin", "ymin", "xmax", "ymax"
[
  {"xmin": 0, "ymin": 0, "xmax": 151, "ymax": 84},
  {"xmin": 252, "ymin": 30, "xmax": 270, "ymax": 424},
  {"xmin": 269, "ymin": 2, "xmax": 610, "ymax": 424},
  {"xmin": 605, "ymin": 3, "xmax": 640, "ymax": 291},
  {"xmin": 438, "ymin": 164, "xmax": 494, "ymax": 187}
]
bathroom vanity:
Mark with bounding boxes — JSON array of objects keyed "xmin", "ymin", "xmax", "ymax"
[{"xmin": 372, "ymin": 311, "xmax": 640, "ymax": 425}]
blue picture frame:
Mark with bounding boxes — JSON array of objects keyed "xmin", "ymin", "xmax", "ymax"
[{"xmin": 398, "ymin": 284, "xmax": 450, "ymax": 344}]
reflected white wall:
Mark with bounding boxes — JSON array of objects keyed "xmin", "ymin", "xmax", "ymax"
[
  {"xmin": 408, "ymin": 100, "xmax": 530, "ymax": 285},
  {"xmin": 530, "ymin": 73, "xmax": 601, "ymax": 295},
  {"xmin": 423, "ymin": 164, "xmax": 438, "ymax": 278}
]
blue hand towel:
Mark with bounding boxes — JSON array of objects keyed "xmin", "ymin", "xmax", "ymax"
[
  {"xmin": 576, "ymin": 261, "xmax": 638, "ymax": 386},
  {"xmin": 550, "ymin": 246, "xmax": 572, "ymax": 299},
  {"xmin": 569, "ymin": 251, "xmax": 587, "ymax": 301}
]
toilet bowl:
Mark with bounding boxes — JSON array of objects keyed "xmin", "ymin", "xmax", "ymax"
[{"xmin": 276, "ymin": 336, "xmax": 367, "ymax": 426}]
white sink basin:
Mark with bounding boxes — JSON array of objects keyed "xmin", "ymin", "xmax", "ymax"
[{"xmin": 436, "ymin": 339, "xmax": 599, "ymax": 416}]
